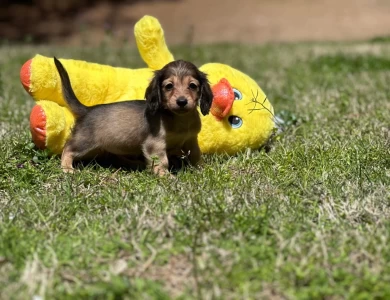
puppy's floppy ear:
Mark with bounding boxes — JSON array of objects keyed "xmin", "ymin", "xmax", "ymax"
[
  {"xmin": 145, "ymin": 70, "xmax": 162, "ymax": 115},
  {"xmin": 198, "ymin": 71, "xmax": 214, "ymax": 116}
]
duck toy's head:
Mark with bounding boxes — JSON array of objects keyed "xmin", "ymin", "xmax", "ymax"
[{"xmin": 198, "ymin": 63, "xmax": 275, "ymax": 155}]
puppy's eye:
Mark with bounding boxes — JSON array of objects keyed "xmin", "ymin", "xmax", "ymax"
[
  {"xmin": 164, "ymin": 83, "xmax": 174, "ymax": 91},
  {"xmin": 189, "ymin": 83, "xmax": 198, "ymax": 90},
  {"xmin": 233, "ymin": 88, "xmax": 242, "ymax": 100},
  {"xmin": 228, "ymin": 115, "xmax": 243, "ymax": 129}
]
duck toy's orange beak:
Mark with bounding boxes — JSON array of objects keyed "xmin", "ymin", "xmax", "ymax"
[{"xmin": 210, "ymin": 78, "xmax": 235, "ymax": 121}]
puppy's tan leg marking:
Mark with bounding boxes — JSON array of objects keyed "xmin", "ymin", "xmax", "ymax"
[
  {"xmin": 142, "ymin": 139, "xmax": 171, "ymax": 177},
  {"xmin": 61, "ymin": 144, "xmax": 75, "ymax": 173}
]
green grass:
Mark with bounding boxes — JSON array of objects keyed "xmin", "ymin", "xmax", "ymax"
[{"xmin": 1, "ymin": 38, "xmax": 390, "ymax": 299}]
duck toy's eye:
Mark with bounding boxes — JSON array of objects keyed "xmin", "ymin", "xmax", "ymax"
[
  {"xmin": 233, "ymin": 88, "xmax": 242, "ymax": 100},
  {"xmin": 228, "ymin": 115, "xmax": 243, "ymax": 129}
]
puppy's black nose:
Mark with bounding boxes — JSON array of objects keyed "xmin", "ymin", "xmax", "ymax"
[{"xmin": 176, "ymin": 97, "xmax": 188, "ymax": 107}]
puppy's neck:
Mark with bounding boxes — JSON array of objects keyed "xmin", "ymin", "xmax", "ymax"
[
  {"xmin": 163, "ymin": 108, "xmax": 199, "ymax": 120},
  {"xmin": 161, "ymin": 109, "xmax": 201, "ymax": 134}
]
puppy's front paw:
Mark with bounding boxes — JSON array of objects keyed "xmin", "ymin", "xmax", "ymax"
[
  {"xmin": 153, "ymin": 166, "xmax": 175, "ymax": 178},
  {"xmin": 62, "ymin": 167, "xmax": 75, "ymax": 174}
]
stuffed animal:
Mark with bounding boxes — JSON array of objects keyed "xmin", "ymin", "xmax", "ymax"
[{"xmin": 21, "ymin": 16, "xmax": 275, "ymax": 156}]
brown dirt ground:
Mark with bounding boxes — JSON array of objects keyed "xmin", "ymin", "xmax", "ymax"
[{"xmin": 62, "ymin": 0, "xmax": 390, "ymax": 45}]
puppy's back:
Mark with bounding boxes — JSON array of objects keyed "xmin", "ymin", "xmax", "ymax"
[{"xmin": 72, "ymin": 101, "xmax": 157, "ymax": 156}]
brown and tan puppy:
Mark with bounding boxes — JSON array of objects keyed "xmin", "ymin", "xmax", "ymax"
[{"xmin": 54, "ymin": 57, "xmax": 213, "ymax": 176}]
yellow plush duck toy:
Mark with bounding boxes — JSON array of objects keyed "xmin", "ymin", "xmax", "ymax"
[{"xmin": 21, "ymin": 16, "xmax": 275, "ymax": 155}]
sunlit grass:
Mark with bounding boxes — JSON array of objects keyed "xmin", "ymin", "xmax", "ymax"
[{"xmin": 0, "ymin": 38, "xmax": 389, "ymax": 299}]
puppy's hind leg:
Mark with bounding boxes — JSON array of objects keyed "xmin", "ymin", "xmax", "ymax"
[
  {"xmin": 61, "ymin": 143, "xmax": 75, "ymax": 173},
  {"xmin": 61, "ymin": 139, "xmax": 101, "ymax": 173}
]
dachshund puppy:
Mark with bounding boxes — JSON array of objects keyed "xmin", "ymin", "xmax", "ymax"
[{"xmin": 54, "ymin": 57, "xmax": 213, "ymax": 176}]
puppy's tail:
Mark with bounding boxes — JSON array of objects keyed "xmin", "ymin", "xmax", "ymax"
[{"xmin": 54, "ymin": 57, "xmax": 89, "ymax": 117}]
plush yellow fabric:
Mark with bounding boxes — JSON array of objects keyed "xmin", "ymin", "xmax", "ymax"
[
  {"xmin": 135, "ymin": 15, "xmax": 174, "ymax": 70},
  {"xmin": 24, "ymin": 15, "xmax": 275, "ymax": 155},
  {"xmin": 38, "ymin": 101, "xmax": 75, "ymax": 154},
  {"xmin": 30, "ymin": 55, "xmax": 153, "ymax": 108}
]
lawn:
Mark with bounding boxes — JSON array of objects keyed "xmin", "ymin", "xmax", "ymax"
[{"xmin": 0, "ymin": 38, "xmax": 389, "ymax": 299}]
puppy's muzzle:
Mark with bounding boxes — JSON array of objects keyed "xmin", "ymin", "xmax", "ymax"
[{"xmin": 176, "ymin": 97, "xmax": 188, "ymax": 108}]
